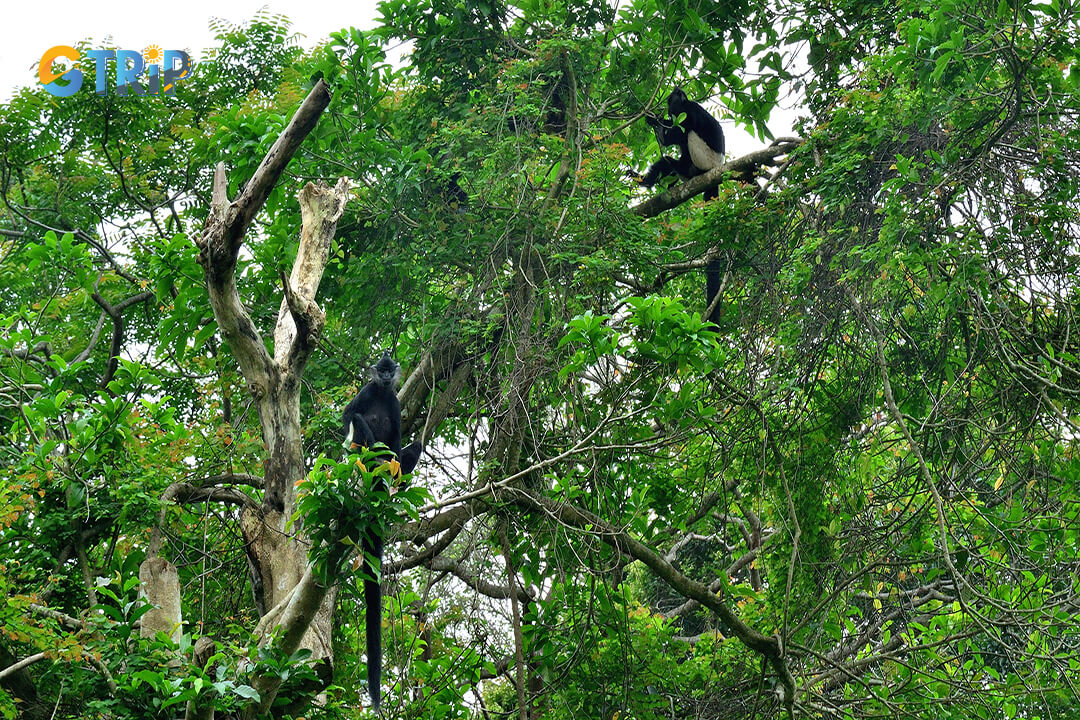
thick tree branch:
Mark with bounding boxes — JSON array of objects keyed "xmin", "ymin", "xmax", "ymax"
[
  {"xmin": 195, "ymin": 161, "xmax": 277, "ymax": 393},
  {"xmin": 194, "ymin": 80, "xmax": 333, "ymax": 393},
  {"xmin": 200, "ymin": 472, "xmax": 264, "ymax": 489},
  {"xmin": 632, "ymin": 138, "xmax": 803, "ymax": 218},
  {"xmin": 247, "ymin": 553, "xmax": 340, "ymax": 717},
  {"xmin": 148, "ymin": 482, "xmax": 259, "ymax": 558},
  {"xmin": 201, "ymin": 80, "xmax": 333, "ymax": 270},
  {"xmin": 0, "ymin": 653, "xmax": 46, "ymax": 682},
  {"xmin": 398, "ymin": 344, "xmax": 474, "ymax": 437},
  {"xmin": 273, "ymin": 178, "xmax": 349, "ymax": 373}
]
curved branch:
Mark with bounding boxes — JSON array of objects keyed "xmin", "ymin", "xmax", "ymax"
[
  {"xmin": 200, "ymin": 472, "xmax": 264, "ymax": 488},
  {"xmin": 147, "ymin": 481, "xmax": 259, "ymax": 557},
  {"xmin": 428, "ymin": 554, "xmax": 534, "ymax": 602},
  {"xmin": 0, "ymin": 653, "xmax": 45, "ymax": 682},
  {"xmin": 500, "ymin": 486, "xmax": 796, "ymax": 702},
  {"xmin": 72, "ymin": 313, "xmax": 108, "ymax": 365},
  {"xmin": 632, "ymin": 138, "xmax": 803, "ymax": 218},
  {"xmin": 175, "ymin": 485, "xmax": 259, "ymax": 510},
  {"xmin": 391, "ymin": 520, "xmax": 466, "ymax": 572},
  {"xmin": 4, "ymin": 341, "xmax": 52, "ymax": 366},
  {"xmin": 90, "ymin": 290, "xmax": 153, "ymax": 388},
  {"xmin": 400, "ymin": 480, "xmax": 795, "ymax": 700}
]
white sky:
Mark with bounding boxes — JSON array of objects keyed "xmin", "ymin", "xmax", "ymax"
[{"xmin": 0, "ymin": 1, "xmax": 381, "ymax": 102}]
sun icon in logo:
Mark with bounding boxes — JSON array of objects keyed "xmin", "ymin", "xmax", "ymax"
[{"xmin": 143, "ymin": 45, "xmax": 163, "ymax": 65}]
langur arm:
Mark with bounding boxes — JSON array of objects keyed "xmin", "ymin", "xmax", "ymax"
[{"xmin": 343, "ymin": 411, "xmax": 377, "ymax": 450}]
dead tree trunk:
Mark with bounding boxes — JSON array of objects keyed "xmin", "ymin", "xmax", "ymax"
[{"xmin": 190, "ymin": 79, "xmax": 350, "ymax": 714}]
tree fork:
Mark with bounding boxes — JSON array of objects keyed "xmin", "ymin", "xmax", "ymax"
[{"xmin": 143, "ymin": 77, "xmax": 349, "ymax": 717}]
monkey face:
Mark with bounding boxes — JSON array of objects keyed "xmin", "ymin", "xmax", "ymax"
[{"xmin": 370, "ymin": 351, "xmax": 401, "ymax": 387}]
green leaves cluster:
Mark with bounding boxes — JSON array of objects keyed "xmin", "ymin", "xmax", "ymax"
[
  {"xmin": 297, "ymin": 448, "xmax": 429, "ymax": 584},
  {"xmin": 3, "ymin": 0, "xmax": 1080, "ymax": 717}
]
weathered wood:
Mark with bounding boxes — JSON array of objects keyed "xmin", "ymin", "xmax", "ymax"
[
  {"xmin": 180, "ymin": 78, "xmax": 345, "ymax": 718},
  {"xmin": 138, "ymin": 557, "xmax": 182, "ymax": 644}
]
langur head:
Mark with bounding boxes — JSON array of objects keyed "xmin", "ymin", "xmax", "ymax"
[{"xmin": 370, "ymin": 350, "xmax": 401, "ymax": 388}]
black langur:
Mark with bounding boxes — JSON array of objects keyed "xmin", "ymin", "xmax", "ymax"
[
  {"xmin": 668, "ymin": 86, "xmax": 726, "ymax": 185},
  {"xmin": 636, "ymin": 88, "xmax": 726, "ymax": 323},
  {"xmin": 637, "ymin": 115, "xmax": 697, "ymax": 188},
  {"xmin": 638, "ymin": 87, "xmax": 726, "ymax": 192},
  {"xmin": 341, "ymin": 351, "xmax": 423, "ymax": 471},
  {"xmin": 340, "ymin": 350, "xmax": 423, "ymax": 711}
]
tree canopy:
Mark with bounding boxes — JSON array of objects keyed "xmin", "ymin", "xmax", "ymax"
[{"xmin": 2, "ymin": 1, "xmax": 1080, "ymax": 718}]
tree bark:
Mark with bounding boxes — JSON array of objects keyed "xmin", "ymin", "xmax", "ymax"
[
  {"xmin": 180, "ymin": 79, "xmax": 348, "ymax": 714},
  {"xmin": 138, "ymin": 556, "xmax": 183, "ymax": 644}
]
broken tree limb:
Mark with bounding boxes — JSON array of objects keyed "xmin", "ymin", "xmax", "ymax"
[
  {"xmin": 198, "ymin": 80, "xmax": 333, "ymax": 272},
  {"xmin": 273, "ymin": 178, "xmax": 350, "ymax": 372}
]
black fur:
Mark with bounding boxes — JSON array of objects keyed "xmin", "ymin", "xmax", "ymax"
[
  {"xmin": 638, "ymin": 88, "xmax": 726, "ymax": 324},
  {"xmin": 399, "ymin": 440, "xmax": 422, "ymax": 474},
  {"xmin": 666, "ymin": 87, "xmax": 725, "ymax": 168},
  {"xmin": 340, "ymin": 351, "xmax": 423, "ymax": 711},
  {"xmin": 440, "ymin": 171, "xmax": 468, "ymax": 215},
  {"xmin": 639, "ymin": 116, "xmax": 697, "ymax": 187}
]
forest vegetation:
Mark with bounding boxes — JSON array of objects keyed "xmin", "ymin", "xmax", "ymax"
[{"xmin": 1, "ymin": 1, "xmax": 1080, "ymax": 718}]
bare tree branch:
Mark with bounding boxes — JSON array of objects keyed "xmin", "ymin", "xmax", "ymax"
[
  {"xmin": 90, "ymin": 289, "xmax": 153, "ymax": 387},
  {"xmin": 0, "ymin": 653, "xmax": 46, "ymax": 682},
  {"xmin": 500, "ymin": 486, "xmax": 796, "ymax": 707},
  {"xmin": 632, "ymin": 138, "xmax": 803, "ymax": 218}
]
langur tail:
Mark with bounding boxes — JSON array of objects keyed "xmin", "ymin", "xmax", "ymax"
[
  {"xmin": 363, "ymin": 532, "xmax": 383, "ymax": 711},
  {"xmin": 706, "ymin": 259, "xmax": 722, "ymax": 325}
]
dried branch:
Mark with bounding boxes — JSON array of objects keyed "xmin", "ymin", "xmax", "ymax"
[
  {"xmin": 273, "ymin": 178, "xmax": 350, "ymax": 372},
  {"xmin": 199, "ymin": 81, "xmax": 333, "ymax": 272},
  {"xmin": 194, "ymin": 80, "xmax": 333, "ymax": 391}
]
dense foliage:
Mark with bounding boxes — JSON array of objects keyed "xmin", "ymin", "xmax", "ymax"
[{"xmin": 2, "ymin": 1, "xmax": 1080, "ymax": 718}]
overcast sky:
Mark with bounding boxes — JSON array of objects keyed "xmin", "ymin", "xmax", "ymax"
[{"xmin": 0, "ymin": 1, "xmax": 382, "ymax": 102}]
